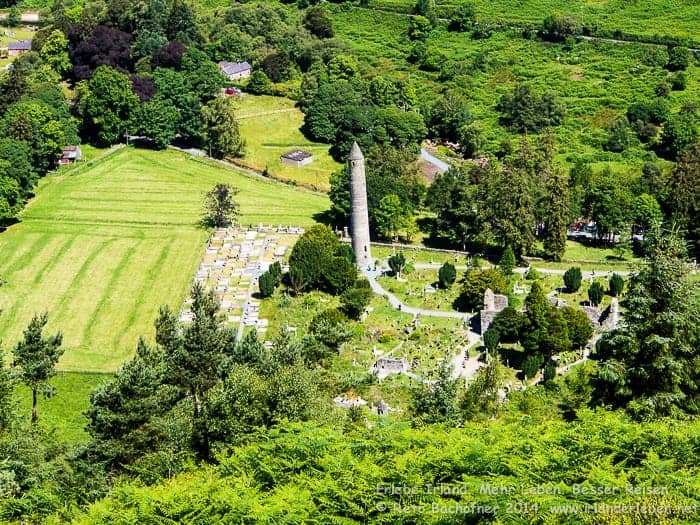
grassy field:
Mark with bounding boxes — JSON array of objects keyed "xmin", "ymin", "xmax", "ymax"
[
  {"xmin": 367, "ymin": 0, "xmax": 700, "ymax": 43},
  {"xmin": 0, "ymin": 147, "xmax": 328, "ymax": 372},
  {"xmin": 14, "ymin": 372, "xmax": 108, "ymax": 443},
  {"xmin": 235, "ymin": 95, "xmax": 342, "ymax": 192}
]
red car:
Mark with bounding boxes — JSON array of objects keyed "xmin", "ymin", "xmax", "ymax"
[{"xmin": 224, "ymin": 87, "xmax": 241, "ymax": 95}]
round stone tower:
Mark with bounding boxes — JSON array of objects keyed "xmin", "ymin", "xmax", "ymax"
[{"xmin": 348, "ymin": 142, "xmax": 372, "ymax": 269}]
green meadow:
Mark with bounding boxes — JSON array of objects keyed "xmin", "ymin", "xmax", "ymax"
[
  {"xmin": 0, "ymin": 147, "xmax": 328, "ymax": 372},
  {"xmin": 236, "ymin": 94, "xmax": 341, "ymax": 191}
]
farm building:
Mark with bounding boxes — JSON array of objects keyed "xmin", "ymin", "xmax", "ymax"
[
  {"xmin": 8, "ymin": 39, "xmax": 32, "ymax": 57},
  {"xmin": 280, "ymin": 150, "xmax": 313, "ymax": 168},
  {"xmin": 218, "ymin": 61, "xmax": 252, "ymax": 80},
  {"xmin": 59, "ymin": 146, "xmax": 82, "ymax": 166}
]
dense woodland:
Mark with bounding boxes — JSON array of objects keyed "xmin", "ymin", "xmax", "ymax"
[{"xmin": 0, "ymin": 0, "xmax": 698, "ymax": 522}]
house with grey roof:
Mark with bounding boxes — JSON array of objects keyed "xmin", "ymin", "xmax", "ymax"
[
  {"xmin": 218, "ymin": 61, "xmax": 252, "ymax": 80},
  {"xmin": 8, "ymin": 39, "xmax": 32, "ymax": 57}
]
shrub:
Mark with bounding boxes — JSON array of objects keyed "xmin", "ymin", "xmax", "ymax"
[
  {"xmin": 491, "ymin": 307, "xmax": 525, "ymax": 343},
  {"xmin": 340, "ymin": 285, "xmax": 372, "ymax": 320},
  {"xmin": 438, "ymin": 261, "xmax": 457, "ymax": 289},
  {"xmin": 563, "ymin": 267, "xmax": 582, "ymax": 292},
  {"xmin": 521, "ymin": 353, "xmax": 544, "ymax": 379},
  {"xmin": 525, "ymin": 267, "xmax": 541, "ymax": 280},
  {"xmin": 455, "ymin": 269, "xmax": 508, "ymax": 312},
  {"xmin": 608, "ymin": 273, "xmax": 624, "ymax": 297},
  {"xmin": 258, "ymin": 271, "xmax": 276, "ymax": 298},
  {"xmin": 588, "ymin": 281, "xmax": 604, "ymax": 306}
]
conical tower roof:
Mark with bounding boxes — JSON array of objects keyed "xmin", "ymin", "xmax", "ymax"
[{"xmin": 348, "ymin": 141, "xmax": 364, "ymax": 160}]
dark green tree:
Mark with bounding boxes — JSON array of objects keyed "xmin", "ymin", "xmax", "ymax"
[
  {"xmin": 498, "ymin": 246, "xmax": 516, "ymax": 276},
  {"xmin": 388, "ymin": 252, "xmax": 407, "ymax": 278},
  {"xmin": 139, "ymin": 96, "xmax": 179, "ymax": 149},
  {"xmin": 438, "ymin": 261, "xmax": 457, "ymax": 289},
  {"xmin": 483, "ymin": 328, "xmax": 499, "ymax": 352},
  {"xmin": 411, "ymin": 361, "xmax": 460, "ymax": 424},
  {"xmin": 456, "ymin": 269, "xmax": 508, "ymax": 312},
  {"xmin": 588, "ymin": 281, "xmax": 604, "ymax": 307},
  {"xmin": 246, "ymin": 70, "xmax": 273, "ymax": 95},
  {"xmin": 258, "ymin": 271, "xmax": 276, "ymax": 298},
  {"xmin": 521, "ymin": 353, "xmax": 544, "ymax": 379},
  {"xmin": 308, "ymin": 308, "xmax": 353, "ymax": 352},
  {"xmin": 303, "ymin": 5, "xmax": 334, "ymax": 39},
  {"xmin": 592, "ymin": 228, "xmax": 700, "ymax": 418},
  {"xmin": 202, "ymin": 96, "xmax": 244, "ymax": 159},
  {"xmin": 609, "ymin": 273, "xmax": 624, "ymax": 297},
  {"xmin": 85, "ymin": 339, "xmax": 180, "ymax": 466},
  {"xmin": 80, "ymin": 66, "xmax": 140, "ymax": 145},
  {"xmin": 563, "ymin": 267, "xmax": 582, "ymax": 292},
  {"xmin": 157, "ymin": 283, "xmax": 236, "ymax": 459},
  {"xmin": 491, "ymin": 306, "xmax": 525, "ymax": 343},
  {"xmin": 340, "ymin": 282, "xmax": 372, "ymax": 320},
  {"xmin": 12, "ymin": 313, "xmax": 64, "ymax": 423},
  {"xmin": 560, "ymin": 306, "xmax": 593, "ymax": 349}
]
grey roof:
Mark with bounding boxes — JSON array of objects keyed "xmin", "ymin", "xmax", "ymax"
[
  {"xmin": 281, "ymin": 150, "xmax": 313, "ymax": 161},
  {"xmin": 348, "ymin": 141, "xmax": 364, "ymax": 160},
  {"xmin": 8, "ymin": 39, "xmax": 32, "ymax": 51},
  {"xmin": 62, "ymin": 145, "xmax": 81, "ymax": 159},
  {"xmin": 218, "ymin": 61, "xmax": 251, "ymax": 76}
]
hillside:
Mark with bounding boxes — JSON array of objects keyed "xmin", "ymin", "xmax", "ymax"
[{"xmin": 0, "ymin": 147, "xmax": 328, "ymax": 372}]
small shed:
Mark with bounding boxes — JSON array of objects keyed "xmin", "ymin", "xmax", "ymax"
[
  {"xmin": 8, "ymin": 39, "xmax": 32, "ymax": 57},
  {"xmin": 60, "ymin": 146, "xmax": 82, "ymax": 165},
  {"xmin": 218, "ymin": 61, "xmax": 252, "ymax": 80},
  {"xmin": 280, "ymin": 150, "xmax": 313, "ymax": 168}
]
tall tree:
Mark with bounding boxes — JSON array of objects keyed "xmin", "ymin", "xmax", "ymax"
[
  {"xmin": 666, "ymin": 143, "xmax": 700, "ymax": 259},
  {"xmin": 12, "ymin": 313, "xmax": 64, "ymax": 423},
  {"xmin": 542, "ymin": 165, "xmax": 570, "ymax": 260},
  {"xmin": 80, "ymin": 66, "xmax": 140, "ymax": 144},
  {"xmin": 592, "ymin": 228, "xmax": 700, "ymax": 418},
  {"xmin": 203, "ymin": 183, "xmax": 239, "ymax": 228},
  {"xmin": 374, "ymin": 193, "xmax": 407, "ymax": 241},
  {"xmin": 156, "ymin": 283, "xmax": 236, "ymax": 458},
  {"xmin": 201, "ymin": 96, "xmax": 244, "ymax": 159}
]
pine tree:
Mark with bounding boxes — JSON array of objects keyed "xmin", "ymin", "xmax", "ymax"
[
  {"xmin": 12, "ymin": 313, "xmax": 64, "ymax": 423},
  {"xmin": 588, "ymin": 281, "xmax": 604, "ymax": 307},
  {"xmin": 592, "ymin": 228, "xmax": 700, "ymax": 418},
  {"xmin": 542, "ymin": 165, "xmax": 570, "ymax": 261},
  {"xmin": 438, "ymin": 261, "xmax": 457, "ymax": 288},
  {"xmin": 498, "ymin": 245, "xmax": 516, "ymax": 276},
  {"xmin": 563, "ymin": 266, "xmax": 582, "ymax": 292}
]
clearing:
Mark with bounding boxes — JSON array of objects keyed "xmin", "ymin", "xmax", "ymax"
[{"xmin": 0, "ymin": 146, "xmax": 328, "ymax": 372}]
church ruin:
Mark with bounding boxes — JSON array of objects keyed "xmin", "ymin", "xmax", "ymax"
[{"xmin": 479, "ymin": 288, "xmax": 508, "ymax": 334}]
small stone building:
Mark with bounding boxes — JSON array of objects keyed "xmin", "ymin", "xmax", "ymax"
[
  {"xmin": 280, "ymin": 150, "xmax": 313, "ymax": 167},
  {"xmin": 479, "ymin": 288, "xmax": 508, "ymax": 334},
  {"xmin": 372, "ymin": 356, "xmax": 408, "ymax": 377}
]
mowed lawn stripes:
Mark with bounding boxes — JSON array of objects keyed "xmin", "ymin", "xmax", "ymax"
[{"xmin": 0, "ymin": 147, "xmax": 328, "ymax": 372}]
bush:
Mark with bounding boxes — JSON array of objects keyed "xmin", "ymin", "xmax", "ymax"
[
  {"xmin": 588, "ymin": 281, "xmax": 604, "ymax": 306},
  {"xmin": 525, "ymin": 267, "xmax": 541, "ymax": 280},
  {"xmin": 308, "ymin": 309, "xmax": 353, "ymax": 350},
  {"xmin": 666, "ymin": 46, "xmax": 691, "ymax": 71},
  {"xmin": 340, "ymin": 285, "xmax": 372, "ymax": 320},
  {"xmin": 438, "ymin": 261, "xmax": 457, "ymax": 289},
  {"xmin": 521, "ymin": 353, "xmax": 544, "ymax": 379},
  {"xmin": 670, "ymin": 72, "xmax": 688, "ymax": 91},
  {"xmin": 258, "ymin": 271, "xmax": 276, "ymax": 298},
  {"xmin": 560, "ymin": 306, "xmax": 594, "ymax": 348},
  {"xmin": 563, "ymin": 267, "xmax": 582, "ymax": 292},
  {"xmin": 608, "ymin": 273, "xmax": 624, "ymax": 297},
  {"xmin": 455, "ymin": 269, "xmax": 508, "ymax": 312}
]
